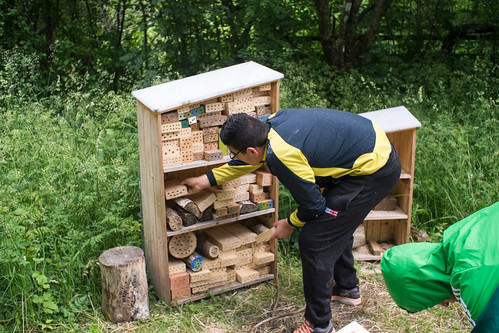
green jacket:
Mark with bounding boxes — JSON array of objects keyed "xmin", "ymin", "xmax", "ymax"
[{"xmin": 381, "ymin": 202, "xmax": 499, "ymax": 331}]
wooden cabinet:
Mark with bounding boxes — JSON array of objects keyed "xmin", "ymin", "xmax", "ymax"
[
  {"xmin": 357, "ymin": 106, "xmax": 421, "ymax": 260},
  {"xmin": 132, "ymin": 62, "xmax": 284, "ymax": 304}
]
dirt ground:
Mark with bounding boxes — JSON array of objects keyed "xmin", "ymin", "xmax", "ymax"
[{"xmin": 244, "ymin": 262, "xmax": 470, "ymax": 333}]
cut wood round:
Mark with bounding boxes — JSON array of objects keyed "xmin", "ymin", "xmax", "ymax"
[
  {"xmin": 165, "ymin": 207, "xmax": 182, "ymax": 231},
  {"xmin": 173, "ymin": 206, "xmax": 198, "ymax": 227},
  {"xmin": 196, "ymin": 234, "xmax": 219, "ymax": 259},
  {"xmin": 182, "ymin": 251, "xmax": 204, "ymax": 271},
  {"xmin": 98, "ymin": 246, "xmax": 149, "ymax": 323},
  {"xmin": 173, "ymin": 197, "xmax": 201, "ymax": 218},
  {"xmin": 168, "ymin": 232, "xmax": 197, "ymax": 259}
]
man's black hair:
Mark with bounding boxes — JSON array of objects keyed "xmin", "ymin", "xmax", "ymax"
[{"xmin": 220, "ymin": 113, "xmax": 268, "ymax": 151}]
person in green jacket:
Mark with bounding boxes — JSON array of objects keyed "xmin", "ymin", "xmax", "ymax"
[{"xmin": 381, "ymin": 202, "xmax": 499, "ymax": 332}]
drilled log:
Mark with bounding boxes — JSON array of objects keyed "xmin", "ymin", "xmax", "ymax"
[
  {"xmin": 98, "ymin": 246, "xmax": 149, "ymax": 323},
  {"xmin": 165, "ymin": 207, "xmax": 182, "ymax": 231}
]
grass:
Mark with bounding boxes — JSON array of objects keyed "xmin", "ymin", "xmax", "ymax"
[
  {"xmin": 0, "ymin": 52, "xmax": 497, "ymax": 331},
  {"xmin": 52, "ymin": 258, "xmax": 470, "ymax": 332}
]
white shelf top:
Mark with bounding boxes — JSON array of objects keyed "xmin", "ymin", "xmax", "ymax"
[
  {"xmin": 360, "ymin": 106, "xmax": 421, "ymax": 132},
  {"xmin": 132, "ymin": 61, "xmax": 284, "ymax": 113}
]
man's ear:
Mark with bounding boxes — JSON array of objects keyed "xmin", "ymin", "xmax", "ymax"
[{"xmin": 246, "ymin": 147, "xmax": 258, "ymax": 156}]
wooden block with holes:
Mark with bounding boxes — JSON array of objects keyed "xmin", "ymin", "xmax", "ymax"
[
  {"xmin": 204, "ymin": 142, "xmax": 218, "ymax": 151},
  {"xmin": 162, "ymin": 131, "xmax": 180, "ymax": 141},
  {"xmin": 203, "ymin": 132, "xmax": 218, "ymax": 143},
  {"xmin": 212, "ymin": 199, "xmax": 234, "ymax": 210},
  {"xmin": 179, "ymin": 127, "xmax": 191, "ymax": 137},
  {"xmin": 181, "ymin": 150, "xmax": 193, "ymax": 164},
  {"xmin": 202, "ymin": 257, "xmax": 221, "ymax": 270},
  {"xmin": 220, "ymin": 94, "xmax": 233, "ymax": 103},
  {"xmin": 191, "ymin": 284, "xmax": 210, "ymax": 294},
  {"xmin": 256, "ymin": 106, "xmax": 271, "ymax": 116},
  {"xmin": 171, "ymin": 286, "xmax": 191, "ymax": 301},
  {"xmin": 223, "ymin": 223, "xmax": 256, "ymax": 245},
  {"xmin": 205, "ymin": 228, "xmax": 241, "ymax": 252},
  {"xmin": 204, "ymin": 149, "xmax": 223, "ymax": 161},
  {"xmin": 192, "ymin": 142, "xmax": 204, "ymax": 153},
  {"xmin": 259, "ymin": 83, "xmax": 271, "ymax": 91},
  {"xmin": 205, "ymin": 102, "xmax": 225, "ymax": 113},
  {"xmin": 250, "ymin": 191, "xmax": 267, "ymax": 203},
  {"xmin": 161, "ymin": 122, "xmax": 182, "ymax": 133},
  {"xmin": 248, "ymin": 184, "xmax": 264, "ymax": 194},
  {"xmin": 163, "ymin": 154, "xmax": 181, "ymax": 167},
  {"xmin": 169, "ymin": 271, "xmax": 189, "ymax": 290},
  {"xmin": 210, "ymin": 271, "xmax": 228, "ymax": 284},
  {"xmin": 192, "ymin": 152, "xmax": 203, "ymax": 161},
  {"xmin": 257, "ymin": 199, "xmax": 274, "ymax": 211},
  {"xmin": 161, "ymin": 111, "xmax": 178, "ymax": 124},
  {"xmin": 191, "ymin": 131, "xmax": 203, "ymax": 142},
  {"xmin": 164, "ymin": 180, "xmax": 188, "ymax": 199},
  {"xmin": 218, "ymin": 252, "xmax": 238, "ymax": 267},
  {"xmin": 179, "ymin": 136, "xmax": 193, "ymax": 150},
  {"xmin": 198, "ymin": 115, "xmax": 227, "ymax": 128},
  {"xmin": 187, "ymin": 268, "xmax": 211, "ymax": 283},
  {"xmin": 224, "ymin": 102, "xmax": 241, "ymax": 116},
  {"xmin": 255, "ymin": 171, "xmax": 272, "ymax": 186},
  {"xmin": 212, "ymin": 211, "xmax": 239, "ymax": 221},
  {"xmin": 254, "ymin": 265, "xmax": 272, "ymax": 276},
  {"xmin": 233, "ymin": 191, "xmax": 250, "ymax": 202},
  {"xmin": 226, "ymin": 203, "xmax": 241, "ymax": 215},
  {"xmin": 168, "ymin": 258, "xmax": 186, "ymax": 274},
  {"xmin": 253, "ymin": 251, "xmax": 274, "ymax": 266},
  {"xmin": 227, "ymin": 267, "xmax": 236, "ymax": 282},
  {"xmin": 177, "ymin": 111, "xmax": 192, "ymax": 121},
  {"xmin": 214, "ymin": 206, "xmax": 228, "ymax": 216},
  {"xmin": 253, "ymin": 96, "xmax": 272, "ymax": 106},
  {"xmin": 187, "ymin": 191, "xmax": 217, "ymax": 213},
  {"xmin": 221, "ymin": 173, "xmax": 257, "ymax": 189},
  {"xmin": 236, "ymin": 269, "xmax": 259, "ymax": 284},
  {"xmin": 233, "ymin": 88, "xmax": 253, "ymax": 99},
  {"xmin": 207, "ymin": 187, "xmax": 237, "ymax": 201}
]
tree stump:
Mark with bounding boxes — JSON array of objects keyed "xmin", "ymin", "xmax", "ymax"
[{"xmin": 98, "ymin": 246, "xmax": 149, "ymax": 323}]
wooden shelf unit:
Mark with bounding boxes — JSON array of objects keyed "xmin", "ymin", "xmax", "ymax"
[
  {"xmin": 133, "ymin": 62, "xmax": 284, "ymax": 304},
  {"xmin": 359, "ymin": 106, "xmax": 421, "ymax": 253}
]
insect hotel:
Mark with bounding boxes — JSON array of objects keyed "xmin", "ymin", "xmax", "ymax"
[{"xmin": 132, "ymin": 61, "xmax": 284, "ymax": 304}]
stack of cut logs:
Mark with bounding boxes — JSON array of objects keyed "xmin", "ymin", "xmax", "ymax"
[
  {"xmin": 164, "ymin": 170, "xmax": 274, "ymax": 230},
  {"xmin": 167, "ymin": 221, "xmax": 275, "ymax": 301}
]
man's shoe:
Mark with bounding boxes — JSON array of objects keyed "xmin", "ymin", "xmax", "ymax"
[
  {"xmin": 294, "ymin": 320, "xmax": 335, "ymax": 333},
  {"xmin": 331, "ymin": 286, "xmax": 362, "ymax": 306}
]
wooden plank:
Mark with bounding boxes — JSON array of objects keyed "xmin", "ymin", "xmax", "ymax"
[
  {"xmin": 368, "ymin": 240, "xmax": 382, "ymax": 256},
  {"xmin": 136, "ymin": 101, "xmax": 170, "ymax": 303}
]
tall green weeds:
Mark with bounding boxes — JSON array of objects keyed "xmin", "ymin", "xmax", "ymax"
[{"xmin": 0, "ymin": 51, "xmax": 143, "ymax": 328}]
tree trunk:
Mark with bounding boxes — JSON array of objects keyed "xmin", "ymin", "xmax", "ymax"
[
  {"xmin": 98, "ymin": 246, "xmax": 149, "ymax": 323},
  {"xmin": 314, "ymin": 0, "xmax": 393, "ymax": 68}
]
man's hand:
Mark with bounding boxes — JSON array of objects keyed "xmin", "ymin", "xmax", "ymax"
[
  {"xmin": 179, "ymin": 174, "xmax": 210, "ymax": 194},
  {"xmin": 270, "ymin": 218, "xmax": 295, "ymax": 240}
]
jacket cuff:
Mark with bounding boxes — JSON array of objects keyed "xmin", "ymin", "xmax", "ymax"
[
  {"xmin": 288, "ymin": 210, "xmax": 306, "ymax": 228},
  {"xmin": 206, "ymin": 171, "xmax": 218, "ymax": 187}
]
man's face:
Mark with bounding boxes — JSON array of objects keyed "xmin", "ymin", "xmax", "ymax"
[{"xmin": 228, "ymin": 145, "xmax": 261, "ymax": 165}]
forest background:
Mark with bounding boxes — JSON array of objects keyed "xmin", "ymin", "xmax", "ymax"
[{"xmin": 0, "ymin": 0, "xmax": 497, "ymax": 331}]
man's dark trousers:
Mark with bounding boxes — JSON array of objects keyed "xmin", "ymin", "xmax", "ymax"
[{"xmin": 298, "ymin": 149, "xmax": 401, "ymax": 326}]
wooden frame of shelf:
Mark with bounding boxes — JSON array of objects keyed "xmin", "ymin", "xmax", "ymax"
[
  {"xmin": 133, "ymin": 62, "xmax": 284, "ymax": 304},
  {"xmin": 359, "ymin": 106, "xmax": 421, "ymax": 252}
]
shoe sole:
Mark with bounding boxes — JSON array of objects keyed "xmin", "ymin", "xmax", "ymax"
[{"xmin": 331, "ymin": 296, "xmax": 361, "ymax": 306}]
